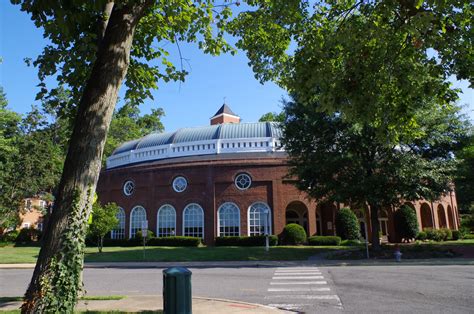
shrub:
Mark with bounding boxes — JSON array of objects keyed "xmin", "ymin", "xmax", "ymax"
[
  {"xmin": 416, "ymin": 231, "xmax": 427, "ymax": 241},
  {"xmin": 215, "ymin": 235, "xmax": 278, "ymax": 246},
  {"xmin": 341, "ymin": 239, "xmax": 362, "ymax": 246},
  {"xmin": 147, "ymin": 236, "xmax": 201, "ymax": 247},
  {"xmin": 463, "ymin": 233, "xmax": 474, "ymax": 240},
  {"xmin": 395, "ymin": 205, "xmax": 419, "ymax": 241},
  {"xmin": 0, "ymin": 230, "xmax": 19, "ymax": 243},
  {"xmin": 15, "ymin": 228, "xmax": 42, "ymax": 243},
  {"xmin": 280, "ymin": 224, "xmax": 307, "ymax": 245},
  {"xmin": 424, "ymin": 228, "xmax": 444, "ymax": 242},
  {"xmin": 439, "ymin": 228, "xmax": 452, "ymax": 241},
  {"xmin": 452, "ymin": 230, "xmax": 463, "ymax": 240},
  {"xmin": 335, "ymin": 208, "xmax": 360, "ymax": 240},
  {"xmin": 308, "ymin": 236, "xmax": 341, "ymax": 246},
  {"xmin": 134, "ymin": 230, "xmax": 155, "ymax": 242}
]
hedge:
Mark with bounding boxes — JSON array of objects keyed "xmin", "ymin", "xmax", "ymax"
[
  {"xmin": 147, "ymin": 236, "xmax": 201, "ymax": 247},
  {"xmin": 395, "ymin": 205, "xmax": 419, "ymax": 241},
  {"xmin": 280, "ymin": 224, "xmax": 307, "ymax": 245},
  {"xmin": 308, "ymin": 236, "xmax": 341, "ymax": 246},
  {"xmin": 215, "ymin": 235, "xmax": 278, "ymax": 246},
  {"xmin": 335, "ymin": 208, "xmax": 360, "ymax": 240}
]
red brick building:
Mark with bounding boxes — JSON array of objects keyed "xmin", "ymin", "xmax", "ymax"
[{"xmin": 96, "ymin": 105, "xmax": 460, "ymax": 244}]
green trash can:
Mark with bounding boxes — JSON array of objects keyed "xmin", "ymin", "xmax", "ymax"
[{"xmin": 163, "ymin": 267, "xmax": 192, "ymax": 314}]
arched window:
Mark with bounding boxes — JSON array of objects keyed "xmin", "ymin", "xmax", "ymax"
[
  {"xmin": 248, "ymin": 202, "xmax": 272, "ymax": 236},
  {"xmin": 378, "ymin": 209, "xmax": 389, "ymax": 236},
  {"xmin": 183, "ymin": 203, "xmax": 204, "ymax": 238},
  {"xmin": 218, "ymin": 202, "xmax": 240, "ymax": 236},
  {"xmin": 130, "ymin": 206, "xmax": 147, "ymax": 238},
  {"xmin": 157, "ymin": 204, "xmax": 176, "ymax": 237},
  {"xmin": 111, "ymin": 207, "xmax": 126, "ymax": 239}
]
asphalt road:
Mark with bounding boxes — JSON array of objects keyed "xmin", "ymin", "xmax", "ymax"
[{"xmin": 1, "ymin": 265, "xmax": 473, "ymax": 313}]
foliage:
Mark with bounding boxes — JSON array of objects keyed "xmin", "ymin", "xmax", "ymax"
[
  {"xmin": 232, "ymin": 1, "xmax": 473, "ymax": 136},
  {"xmin": 215, "ymin": 235, "xmax": 278, "ymax": 247},
  {"xmin": 439, "ymin": 228, "xmax": 453, "ymax": 241},
  {"xmin": 280, "ymin": 223, "xmax": 307, "ymax": 245},
  {"xmin": 460, "ymin": 206, "xmax": 474, "ymax": 232},
  {"xmin": 395, "ymin": 205, "xmax": 420, "ymax": 241},
  {"xmin": 335, "ymin": 208, "xmax": 360, "ymax": 240},
  {"xmin": 464, "ymin": 234, "xmax": 474, "ymax": 240},
  {"xmin": 424, "ymin": 228, "xmax": 445, "ymax": 242},
  {"xmin": 416, "ymin": 231, "xmax": 427, "ymax": 241},
  {"xmin": 133, "ymin": 230, "xmax": 155, "ymax": 243},
  {"xmin": 340, "ymin": 239, "xmax": 362, "ymax": 246},
  {"xmin": 281, "ymin": 94, "xmax": 467, "ymax": 249},
  {"xmin": 0, "ymin": 230, "xmax": 19, "ymax": 243},
  {"xmin": 259, "ymin": 111, "xmax": 285, "ymax": 123},
  {"xmin": 454, "ymin": 124, "xmax": 474, "ymax": 213},
  {"xmin": 147, "ymin": 236, "xmax": 201, "ymax": 247},
  {"xmin": 87, "ymin": 202, "xmax": 119, "ymax": 253},
  {"xmin": 14, "ymin": 228, "xmax": 42, "ymax": 244},
  {"xmin": 307, "ymin": 236, "xmax": 342, "ymax": 246}
]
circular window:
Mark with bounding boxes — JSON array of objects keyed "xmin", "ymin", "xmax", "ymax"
[
  {"xmin": 123, "ymin": 180, "xmax": 135, "ymax": 196},
  {"xmin": 235, "ymin": 173, "xmax": 252, "ymax": 190},
  {"xmin": 172, "ymin": 176, "xmax": 188, "ymax": 193}
]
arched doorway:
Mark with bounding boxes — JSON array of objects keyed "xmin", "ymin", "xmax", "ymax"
[
  {"xmin": 420, "ymin": 203, "xmax": 434, "ymax": 229},
  {"xmin": 378, "ymin": 209, "xmax": 389, "ymax": 241},
  {"xmin": 447, "ymin": 205, "xmax": 455, "ymax": 229},
  {"xmin": 316, "ymin": 212, "xmax": 322, "ymax": 236},
  {"xmin": 437, "ymin": 205, "xmax": 447, "ymax": 228},
  {"xmin": 285, "ymin": 201, "xmax": 308, "ymax": 234},
  {"xmin": 316, "ymin": 202, "xmax": 337, "ymax": 236}
]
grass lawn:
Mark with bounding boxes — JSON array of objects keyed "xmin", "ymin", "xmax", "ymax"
[{"xmin": 0, "ymin": 245, "xmax": 347, "ymax": 264}]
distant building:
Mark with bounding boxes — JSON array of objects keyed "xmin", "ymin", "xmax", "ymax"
[
  {"xmin": 19, "ymin": 197, "xmax": 48, "ymax": 231},
  {"xmin": 97, "ymin": 104, "xmax": 460, "ymax": 243}
]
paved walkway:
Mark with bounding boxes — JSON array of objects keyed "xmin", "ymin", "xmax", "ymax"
[{"xmin": 0, "ymin": 295, "xmax": 286, "ymax": 313}]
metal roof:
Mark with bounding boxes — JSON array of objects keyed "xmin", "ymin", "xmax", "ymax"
[{"xmin": 111, "ymin": 122, "xmax": 282, "ymax": 156}]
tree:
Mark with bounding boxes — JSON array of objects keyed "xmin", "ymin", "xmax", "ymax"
[
  {"xmin": 455, "ymin": 131, "xmax": 474, "ymax": 213},
  {"xmin": 232, "ymin": 1, "xmax": 473, "ymax": 136},
  {"xmin": 259, "ymin": 111, "xmax": 285, "ymax": 123},
  {"xmin": 88, "ymin": 202, "xmax": 119, "ymax": 253},
  {"xmin": 281, "ymin": 96, "xmax": 467, "ymax": 250},
  {"xmin": 12, "ymin": 1, "xmax": 236, "ymax": 312},
  {"xmin": 335, "ymin": 208, "xmax": 360, "ymax": 240},
  {"xmin": 395, "ymin": 205, "xmax": 419, "ymax": 242}
]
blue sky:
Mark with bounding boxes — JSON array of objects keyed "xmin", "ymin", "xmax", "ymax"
[{"xmin": 1, "ymin": 3, "xmax": 472, "ymax": 133}]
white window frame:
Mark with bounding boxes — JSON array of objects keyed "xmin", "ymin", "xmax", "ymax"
[
  {"xmin": 123, "ymin": 180, "xmax": 135, "ymax": 196},
  {"xmin": 172, "ymin": 176, "xmax": 188, "ymax": 193},
  {"xmin": 129, "ymin": 206, "xmax": 147, "ymax": 238},
  {"xmin": 182, "ymin": 203, "xmax": 204, "ymax": 238},
  {"xmin": 157, "ymin": 204, "xmax": 176, "ymax": 237},
  {"xmin": 217, "ymin": 202, "xmax": 240, "ymax": 237},
  {"xmin": 234, "ymin": 173, "xmax": 252, "ymax": 190},
  {"xmin": 111, "ymin": 207, "xmax": 126, "ymax": 239},
  {"xmin": 247, "ymin": 202, "xmax": 272, "ymax": 236}
]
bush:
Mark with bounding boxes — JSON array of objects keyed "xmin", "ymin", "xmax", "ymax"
[
  {"xmin": 15, "ymin": 228, "xmax": 42, "ymax": 243},
  {"xmin": 464, "ymin": 233, "xmax": 474, "ymax": 240},
  {"xmin": 134, "ymin": 230, "xmax": 155, "ymax": 242},
  {"xmin": 0, "ymin": 230, "xmax": 19, "ymax": 243},
  {"xmin": 416, "ymin": 231, "xmax": 427, "ymax": 241},
  {"xmin": 308, "ymin": 236, "xmax": 341, "ymax": 246},
  {"xmin": 147, "ymin": 236, "xmax": 201, "ymax": 247},
  {"xmin": 395, "ymin": 205, "xmax": 419, "ymax": 241},
  {"xmin": 280, "ymin": 224, "xmax": 307, "ymax": 245},
  {"xmin": 335, "ymin": 208, "xmax": 360, "ymax": 240},
  {"xmin": 424, "ymin": 228, "xmax": 444, "ymax": 242},
  {"xmin": 215, "ymin": 235, "xmax": 278, "ymax": 246},
  {"xmin": 341, "ymin": 239, "xmax": 362, "ymax": 246},
  {"xmin": 439, "ymin": 228, "xmax": 452, "ymax": 241},
  {"xmin": 452, "ymin": 230, "xmax": 463, "ymax": 240}
]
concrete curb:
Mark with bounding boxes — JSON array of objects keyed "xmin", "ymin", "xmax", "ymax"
[{"xmin": 1, "ymin": 258, "xmax": 473, "ymax": 269}]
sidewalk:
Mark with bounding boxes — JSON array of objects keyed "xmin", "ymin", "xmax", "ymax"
[
  {"xmin": 1, "ymin": 257, "xmax": 473, "ymax": 269},
  {"xmin": 0, "ymin": 295, "xmax": 286, "ymax": 313}
]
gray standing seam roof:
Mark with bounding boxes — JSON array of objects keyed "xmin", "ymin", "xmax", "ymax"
[{"xmin": 111, "ymin": 122, "xmax": 282, "ymax": 155}]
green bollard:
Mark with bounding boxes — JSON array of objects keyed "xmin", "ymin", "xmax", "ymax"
[{"xmin": 163, "ymin": 267, "xmax": 192, "ymax": 314}]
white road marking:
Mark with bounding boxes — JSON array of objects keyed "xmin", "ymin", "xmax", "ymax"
[
  {"xmin": 276, "ymin": 268, "xmax": 319, "ymax": 271},
  {"xmin": 274, "ymin": 272, "xmax": 322, "ymax": 275},
  {"xmin": 267, "ymin": 304, "xmax": 309, "ymax": 310},
  {"xmin": 272, "ymin": 276, "xmax": 324, "ymax": 280},
  {"xmin": 265, "ymin": 294, "xmax": 341, "ymax": 300},
  {"xmin": 268, "ymin": 287, "xmax": 331, "ymax": 292},
  {"xmin": 270, "ymin": 281, "xmax": 328, "ymax": 285}
]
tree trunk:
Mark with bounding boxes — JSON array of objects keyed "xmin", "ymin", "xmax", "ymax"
[
  {"xmin": 369, "ymin": 202, "xmax": 381, "ymax": 251},
  {"xmin": 99, "ymin": 236, "xmax": 104, "ymax": 253},
  {"xmin": 22, "ymin": 3, "xmax": 151, "ymax": 313}
]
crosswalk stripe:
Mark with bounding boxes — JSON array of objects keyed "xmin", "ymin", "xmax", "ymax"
[
  {"xmin": 270, "ymin": 281, "xmax": 328, "ymax": 285},
  {"xmin": 274, "ymin": 272, "xmax": 322, "ymax": 275},
  {"xmin": 276, "ymin": 268, "xmax": 319, "ymax": 271},
  {"xmin": 267, "ymin": 304, "xmax": 309, "ymax": 310},
  {"xmin": 268, "ymin": 287, "xmax": 331, "ymax": 292},
  {"xmin": 265, "ymin": 294, "xmax": 341, "ymax": 300},
  {"xmin": 272, "ymin": 276, "xmax": 324, "ymax": 280}
]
